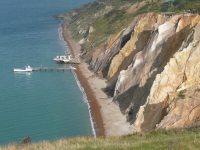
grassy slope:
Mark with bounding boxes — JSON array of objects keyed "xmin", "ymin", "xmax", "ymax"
[
  {"xmin": 64, "ymin": 0, "xmax": 200, "ymax": 50},
  {"xmin": 1, "ymin": 128, "xmax": 200, "ymax": 149}
]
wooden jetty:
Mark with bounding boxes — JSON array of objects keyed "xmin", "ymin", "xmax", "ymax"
[{"xmin": 32, "ymin": 66, "xmax": 76, "ymax": 71}]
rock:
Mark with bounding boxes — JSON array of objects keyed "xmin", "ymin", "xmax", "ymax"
[
  {"xmin": 90, "ymin": 18, "xmax": 138, "ymax": 77},
  {"xmin": 20, "ymin": 136, "xmax": 31, "ymax": 145},
  {"xmin": 89, "ymin": 26, "xmax": 95, "ymax": 33},
  {"xmin": 93, "ymin": 13, "xmax": 200, "ymax": 132},
  {"xmin": 79, "ymin": 38, "xmax": 86, "ymax": 45},
  {"xmin": 112, "ymin": 14, "xmax": 200, "ymax": 132},
  {"xmin": 107, "ymin": 13, "xmax": 164, "ymax": 81}
]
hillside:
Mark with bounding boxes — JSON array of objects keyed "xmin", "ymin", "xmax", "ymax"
[
  {"xmin": 57, "ymin": 0, "xmax": 200, "ymax": 51},
  {"xmin": 1, "ymin": 128, "xmax": 200, "ymax": 149}
]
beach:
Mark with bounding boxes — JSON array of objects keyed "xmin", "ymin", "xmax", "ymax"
[{"xmin": 62, "ymin": 24, "xmax": 135, "ymax": 137}]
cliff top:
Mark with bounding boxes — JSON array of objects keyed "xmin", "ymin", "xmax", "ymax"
[
  {"xmin": 1, "ymin": 127, "xmax": 200, "ymax": 149},
  {"xmin": 58, "ymin": 0, "xmax": 200, "ymax": 50}
]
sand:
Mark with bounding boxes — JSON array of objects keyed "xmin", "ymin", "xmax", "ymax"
[{"xmin": 62, "ymin": 24, "xmax": 135, "ymax": 137}]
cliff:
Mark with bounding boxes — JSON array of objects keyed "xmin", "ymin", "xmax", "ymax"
[
  {"xmin": 89, "ymin": 13, "xmax": 200, "ymax": 132},
  {"xmin": 58, "ymin": 0, "xmax": 200, "ymax": 133}
]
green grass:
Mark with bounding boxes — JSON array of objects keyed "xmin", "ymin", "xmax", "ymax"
[
  {"xmin": 178, "ymin": 89, "xmax": 186, "ymax": 99},
  {"xmin": 173, "ymin": 0, "xmax": 200, "ymax": 12},
  {"xmin": 87, "ymin": 10, "xmax": 138, "ymax": 47},
  {"xmin": 1, "ymin": 128, "xmax": 200, "ymax": 150}
]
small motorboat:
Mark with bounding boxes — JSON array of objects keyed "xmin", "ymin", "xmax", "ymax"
[{"xmin": 13, "ymin": 65, "xmax": 33, "ymax": 72}]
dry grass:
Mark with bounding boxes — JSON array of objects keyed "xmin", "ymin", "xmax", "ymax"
[{"xmin": 1, "ymin": 128, "xmax": 200, "ymax": 150}]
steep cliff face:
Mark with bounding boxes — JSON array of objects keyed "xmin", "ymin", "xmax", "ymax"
[
  {"xmin": 91, "ymin": 13, "xmax": 200, "ymax": 132},
  {"xmin": 146, "ymin": 22, "xmax": 200, "ymax": 131},
  {"xmin": 90, "ymin": 19, "xmax": 137, "ymax": 77},
  {"xmin": 107, "ymin": 14, "xmax": 168, "ymax": 81}
]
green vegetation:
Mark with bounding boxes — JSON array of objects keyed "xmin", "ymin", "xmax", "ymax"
[
  {"xmin": 61, "ymin": 0, "xmax": 200, "ymax": 51},
  {"xmin": 178, "ymin": 89, "xmax": 186, "ymax": 99},
  {"xmin": 89, "ymin": 10, "xmax": 134, "ymax": 46},
  {"xmin": 173, "ymin": 0, "xmax": 200, "ymax": 12},
  {"xmin": 1, "ymin": 128, "xmax": 200, "ymax": 149}
]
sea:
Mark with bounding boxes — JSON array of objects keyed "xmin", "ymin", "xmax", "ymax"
[{"xmin": 0, "ymin": 0, "xmax": 95, "ymax": 146}]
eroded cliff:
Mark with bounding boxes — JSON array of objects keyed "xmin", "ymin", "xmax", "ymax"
[{"xmin": 89, "ymin": 13, "xmax": 200, "ymax": 132}]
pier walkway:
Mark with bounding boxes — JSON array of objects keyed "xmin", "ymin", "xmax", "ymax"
[{"xmin": 32, "ymin": 66, "xmax": 76, "ymax": 71}]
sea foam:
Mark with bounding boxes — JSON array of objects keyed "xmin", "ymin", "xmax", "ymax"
[{"xmin": 58, "ymin": 25, "xmax": 96, "ymax": 138}]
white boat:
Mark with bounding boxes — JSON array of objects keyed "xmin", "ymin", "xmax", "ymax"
[
  {"xmin": 13, "ymin": 65, "xmax": 33, "ymax": 72},
  {"xmin": 53, "ymin": 55, "xmax": 75, "ymax": 63}
]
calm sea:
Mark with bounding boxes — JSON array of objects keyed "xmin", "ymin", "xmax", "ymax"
[{"xmin": 0, "ymin": 0, "xmax": 95, "ymax": 145}]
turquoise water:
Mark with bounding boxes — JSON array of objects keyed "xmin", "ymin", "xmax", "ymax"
[{"xmin": 0, "ymin": 0, "xmax": 95, "ymax": 145}]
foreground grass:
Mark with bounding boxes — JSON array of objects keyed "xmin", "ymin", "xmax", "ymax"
[{"xmin": 1, "ymin": 128, "xmax": 200, "ymax": 150}]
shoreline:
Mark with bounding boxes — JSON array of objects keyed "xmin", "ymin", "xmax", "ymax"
[
  {"xmin": 62, "ymin": 23, "xmax": 135, "ymax": 137},
  {"xmin": 61, "ymin": 24, "xmax": 105, "ymax": 137}
]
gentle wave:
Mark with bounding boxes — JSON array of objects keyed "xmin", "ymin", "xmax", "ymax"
[
  {"xmin": 72, "ymin": 70, "xmax": 96, "ymax": 138},
  {"xmin": 58, "ymin": 24, "xmax": 96, "ymax": 137}
]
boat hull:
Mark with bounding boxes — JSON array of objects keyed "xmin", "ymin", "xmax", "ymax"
[
  {"xmin": 13, "ymin": 69, "xmax": 33, "ymax": 72},
  {"xmin": 13, "ymin": 66, "xmax": 33, "ymax": 72}
]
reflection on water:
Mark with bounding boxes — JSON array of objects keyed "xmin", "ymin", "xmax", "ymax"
[
  {"xmin": 14, "ymin": 72, "xmax": 33, "ymax": 86},
  {"xmin": 14, "ymin": 72, "xmax": 32, "ymax": 77}
]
